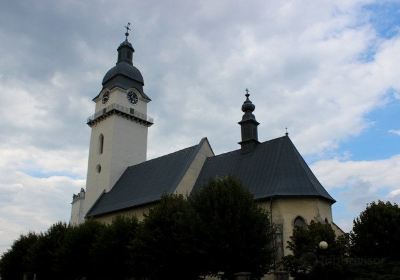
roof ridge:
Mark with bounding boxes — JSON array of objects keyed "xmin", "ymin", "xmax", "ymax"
[
  {"xmin": 267, "ymin": 137, "xmax": 286, "ymax": 195},
  {"xmin": 286, "ymin": 137, "xmax": 335, "ymax": 202},
  {"xmin": 210, "ymin": 135, "xmax": 288, "ymax": 160}
]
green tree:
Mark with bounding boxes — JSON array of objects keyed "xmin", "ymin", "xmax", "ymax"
[
  {"xmin": 27, "ymin": 222, "xmax": 69, "ymax": 280},
  {"xmin": 348, "ymin": 200, "xmax": 400, "ymax": 279},
  {"xmin": 190, "ymin": 176, "xmax": 275, "ymax": 279},
  {"xmin": 283, "ymin": 221, "xmax": 349, "ymax": 280},
  {"xmin": 57, "ymin": 220, "xmax": 106, "ymax": 280},
  {"xmin": 1, "ymin": 177, "xmax": 275, "ymax": 280},
  {"xmin": 133, "ymin": 194, "xmax": 200, "ymax": 280},
  {"xmin": 351, "ymin": 200, "xmax": 400, "ymax": 260},
  {"xmin": 90, "ymin": 216, "xmax": 139, "ymax": 280},
  {"xmin": 0, "ymin": 232, "xmax": 39, "ymax": 280}
]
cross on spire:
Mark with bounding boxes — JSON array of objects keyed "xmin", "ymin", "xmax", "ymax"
[{"xmin": 124, "ymin": 22, "xmax": 131, "ymax": 41}]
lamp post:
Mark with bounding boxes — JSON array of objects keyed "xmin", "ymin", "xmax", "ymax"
[{"xmin": 318, "ymin": 241, "xmax": 328, "ymax": 280}]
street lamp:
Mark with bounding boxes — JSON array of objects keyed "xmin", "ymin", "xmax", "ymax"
[
  {"xmin": 318, "ymin": 241, "xmax": 328, "ymax": 280},
  {"xmin": 319, "ymin": 240, "xmax": 328, "ymax": 250}
]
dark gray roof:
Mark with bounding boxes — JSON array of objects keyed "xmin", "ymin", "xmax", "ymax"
[
  {"xmin": 118, "ymin": 40, "xmax": 134, "ymax": 50},
  {"xmin": 102, "ymin": 62, "xmax": 144, "ymax": 86},
  {"xmin": 87, "ymin": 141, "xmax": 203, "ymax": 217},
  {"xmin": 100, "ymin": 62, "xmax": 151, "ymax": 101},
  {"xmin": 96, "ymin": 39, "xmax": 151, "ymax": 102},
  {"xmin": 88, "ymin": 136, "xmax": 334, "ymax": 218},
  {"xmin": 193, "ymin": 136, "xmax": 335, "ymax": 203}
]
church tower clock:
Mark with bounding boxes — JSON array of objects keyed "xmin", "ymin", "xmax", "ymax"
[{"xmin": 71, "ymin": 25, "xmax": 153, "ymax": 224}]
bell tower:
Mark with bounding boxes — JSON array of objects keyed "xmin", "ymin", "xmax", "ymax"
[{"xmin": 71, "ymin": 25, "xmax": 153, "ymax": 224}]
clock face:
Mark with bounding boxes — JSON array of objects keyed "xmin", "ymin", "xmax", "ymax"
[
  {"xmin": 127, "ymin": 91, "xmax": 138, "ymax": 104},
  {"xmin": 102, "ymin": 91, "xmax": 110, "ymax": 104}
]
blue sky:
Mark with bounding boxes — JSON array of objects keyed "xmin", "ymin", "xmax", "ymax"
[
  {"xmin": 0, "ymin": 0, "xmax": 400, "ymax": 253},
  {"xmin": 342, "ymin": 2, "xmax": 400, "ymax": 160},
  {"xmin": 365, "ymin": 1, "xmax": 400, "ymax": 39},
  {"xmin": 340, "ymin": 93, "xmax": 400, "ymax": 160}
]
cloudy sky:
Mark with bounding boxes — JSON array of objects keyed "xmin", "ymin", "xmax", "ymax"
[{"xmin": 1, "ymin": 0, "xmax": 400, "ymax": 253}]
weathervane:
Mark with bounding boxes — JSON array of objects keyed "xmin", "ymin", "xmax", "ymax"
[{"xmin": 124, "ymin": 22, "xmax": 131, "ymax": 40}]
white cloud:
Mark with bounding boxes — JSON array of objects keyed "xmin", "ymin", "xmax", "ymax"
[
  {"xmin": 389, "ymin": 189, "xmax": 400, "ymax": 199},
  {"xmin": 0, "ymin": 84, "xmax": 52, "ymax": 129},
  {"xmin": 311, "ymin": 155, "xmax": 400, "ymax": 230},
  {"xmin": 389, "ymin": 129, "xmax": 400, "ymax": 136},
  {"xmin": 312, "ymin": 155, "xmax": 400, "ymax": 192},
  {"xmin": 140, "ymin": 1, "xmax": 400, "ymax": 157},
  {"xmin": 0, "ymin": 145, "xmax": 88, "ymax": 178},
  {"xmin": 1, "ymin": 0, "xmax": 400, "ymax": 252},
  {"xmin": 0, "ymin": 143, "xmax": 86, "ymax": 254},
  {"xmin": 0, "ymin": 170, "xmax": 83, "ymax": 254}
]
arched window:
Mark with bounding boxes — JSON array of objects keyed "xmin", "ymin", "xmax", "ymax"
[
  {"xmin": 294, "ymin": 216, "xmax": 307, "ymax": 228},
  {"xmin": 99, "ymin": 134, "xmax": 104, "ymax": 154}
]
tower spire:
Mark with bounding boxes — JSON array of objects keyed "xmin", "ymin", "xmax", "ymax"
[
  {"xmin": 238, "ymin": 89, "xmax": 259, "ymax": 153},
  {"xmin": 117, "ymin": 22, "xmax": 135, "ymax": 65}
]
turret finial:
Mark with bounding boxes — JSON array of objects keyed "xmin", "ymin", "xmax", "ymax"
[
  {"xmin": 285, "ymin": 127, "xmax": 289, "ymax": 136},
  {"xmin": 241, "ymin": 89, "xmax": 255, "ymax": 113},
  {"xmin": 124, "ymin": 22, "xmax": 131, "ymax": 41}
]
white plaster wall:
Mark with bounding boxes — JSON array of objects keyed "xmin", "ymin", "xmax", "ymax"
[
  {"xmin": 108, "ymin": 115, "xmax": 148, "ymax": 190},
  {"xmin": 70, "ymin": 200, "xmax": 81, "ymax": 225},
  {"xmin": 83, "ymin": 87, "xmax": 149, "ymax": 218},
  {"xmin": 84, "ymin": 114, "xmax": 148, "ymax": 215},
  {"xmin": 70, "ymin": 191, "xmax": 85, "ymax": 225},
  {"xmin": 175, "ymin": 138, "xmax": 214, "ymax": 196},
  {"xmin": 83, "ymin": 116, "xmax": 114, "ymax": 215},
  {"xmin": 332, "ymin": 222, "xmax": 345, "ymax": 236},
  {"xmin": 259, "ymin": 198, "xmax": 333, "ymax": 256}
]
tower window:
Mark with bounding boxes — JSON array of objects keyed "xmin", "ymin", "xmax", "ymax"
[
  {"xmin": 96, "ymin": 164, "xmax": 101, "ymax": 173},
  {"xmin": 294, "ymin": 216, "xmax": 307, "ymax": 228},
  {"xmin": 99, "ymin": 134, "xmax": 104, "ymax": 154}
]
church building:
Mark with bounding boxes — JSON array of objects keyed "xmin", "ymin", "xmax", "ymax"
[{"xmin": 70, "ymin": 29, "xmax": 343, "ymax": 263}]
